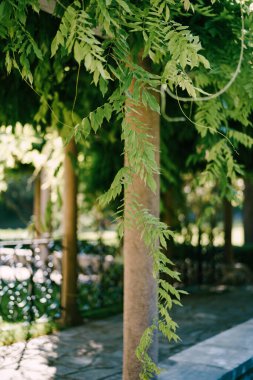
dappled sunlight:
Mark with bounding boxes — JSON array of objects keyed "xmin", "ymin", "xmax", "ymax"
[
  {"xmin": 232, "ymin": 224, "xmax": 244, "ymax": 246},
  {"xmin": 0, "ymin": 319, "xmax": 122, "ymax": 379}
]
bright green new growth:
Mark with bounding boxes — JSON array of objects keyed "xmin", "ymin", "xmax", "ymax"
[{"xmin": 1, "ymin": 0, "xmax": 253, "ymax": 379}]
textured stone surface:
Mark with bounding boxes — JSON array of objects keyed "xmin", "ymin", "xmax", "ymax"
[
  {"xmin": 159, "ymin": 319, "xmax": 253, "ymax": 380},
  {"xmin": 171, "ymin": 344, "xmax": 252, "ymax": 370},
  {"xmin": 0, "ymin": 286, "xmax": 253, "ymax": 379},
  {"xmin": 159, "ymin": 361, "xmax": 227, "ymax": 380}
]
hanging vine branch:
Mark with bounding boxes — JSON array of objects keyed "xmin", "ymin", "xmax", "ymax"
[{"xmin": 163, "ymin": 2, "xmax": 245, "ymax": 103}]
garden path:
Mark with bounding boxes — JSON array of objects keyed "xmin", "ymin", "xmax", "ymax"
[{"xmin": 0, "ymin": 285, "xmax": 253, "ymax": 380}]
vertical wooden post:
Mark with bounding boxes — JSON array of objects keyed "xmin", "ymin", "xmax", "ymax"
[
  {"xmin": 243, "ymin": 177, "xmax": 253, "ymax": 245},
  {"xmin": 39, "ymin": 167, "xmax": 52, "ymax": 262},
  {"xmin": 224, "ymin": 198, "xmax": 233, "ymax": 265},
  {"xmin": 33, "ymin": 175, "xmax": 41, "ymax": 238},
  {"xmin": 123, "ymin": 59, "xmax": 160, "ymax": 380},
  {"xmin": 60, "ymin": 137, "xmax": 79, "ymax": 326},
  {"xmin": 197, "ymin": 228, "xmax": 203, "ymax": 284}
]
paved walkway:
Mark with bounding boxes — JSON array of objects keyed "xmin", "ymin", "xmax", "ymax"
[{"xmin": 0, "ymin": 286, "xmax": 253, "ymax": 380}]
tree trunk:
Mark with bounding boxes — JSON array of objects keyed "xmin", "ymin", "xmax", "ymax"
[
  {"xmin": 33, "ymin": 175, "xmax": 41, "ymax": 238},
  {"xmin": 123, "ymin": 60, "xmax": 160, "ymax": 380},
  {"xmin": 224, "ymin": 198, "xmax": 233, "ymax": 265},
  {"xmin": 243, "ymin": 177, "xmax": 253, "ymax": 245},
  {"xmin": 60, "ymin": 137, "xmax": 79, "ymax": 326}
]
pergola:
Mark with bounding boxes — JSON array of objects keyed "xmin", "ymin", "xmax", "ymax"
[{"xmin": 34, "ymin": 3, "xmax": 160, "ymax": 379}]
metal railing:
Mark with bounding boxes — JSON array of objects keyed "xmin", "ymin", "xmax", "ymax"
[
  {"xmin": 0, "ymin": 238, "xmax": 123, "ymax": 322},
  {"xmin": 0, "ymin": 239, "xmax": 60, "ymax": 323}
]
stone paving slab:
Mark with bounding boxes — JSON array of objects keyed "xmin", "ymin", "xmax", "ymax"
[
  {"xmin": 159, "ymin": 361, "xmax": 227, "ymax": 380},
  {"xmin": 159, "ymin": 319, "xmax": 253, "ymax": 380},
  {"xmin": 0, "ymin": 286, "xmax": 252, "ymax": 379}
]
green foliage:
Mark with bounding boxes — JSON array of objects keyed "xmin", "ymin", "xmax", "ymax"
[
  {"xmin": 75, "ymin": 102, "xmax": 113, "ymax": 139},
  {"xmin": 1, "ymin": 0, "xmax": 253, "ymax": 379},
  {"xmin": 122, "ymin": 118, "xmax": 159, "ymax": 192},
  {"xmin": 136, "ymin": 325, "xmax": 160, "ymax": 380},
  {"xmin": 0, "ymin": 320, "xmax": 56, "ymax": 347},
  {"xmin": 194, "ymin": 99, "xmax": 225, "ymax": 137},
  {"xmin": 124, "ymin": 200, "xmax": 186, "ymax": 379},
  {"xmin": 198, "ymin": 140, "xmax": 243, "ymax": 200},
  {"xmin": 166, "ymin": 0, "xmax": 253, "ymax": 204},
  {"xmin": 228, "ymin": 129, "xmax": 253, "ymax": 150},
  {"xmin": 0, "ymin": 0, "xmax": 42, "ymax": 82},
  {"xmin": 51, "ymin": 0, "xmax": 111, "ymax": 84},
  {"xmin": 99, "ymin": 167, "xmax": 131, "ymax": 207}
]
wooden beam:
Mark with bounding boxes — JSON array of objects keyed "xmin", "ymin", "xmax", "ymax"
[
  {"xmin": 39, "ymin": 0, "xmax": 56, "ymax": 14},
  {"xmin": 60, "ymin": 137, "xmax": 80, "ymax": 326},
  {"xmin": 33, "ymin": 174, "xmax": 41, "ymax": 238}
]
